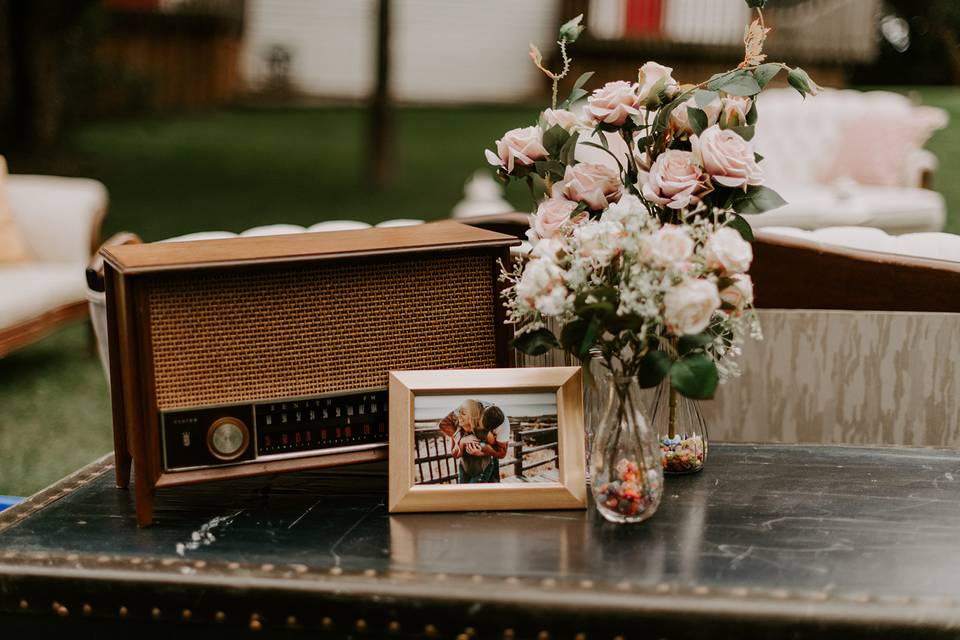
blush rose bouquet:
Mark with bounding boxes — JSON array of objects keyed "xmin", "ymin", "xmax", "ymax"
[
  {"xmin": 494, "ymin": 3, "xmax": 819, "ymax": 400},
  {"xmin": 491, "ymin": 3, "xmax": 817, "ymax": 518}
]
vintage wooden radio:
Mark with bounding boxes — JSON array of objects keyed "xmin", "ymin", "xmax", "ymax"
[{"xmin": 100, "ymin": 221, "xmax": 518, "ymax": 526}]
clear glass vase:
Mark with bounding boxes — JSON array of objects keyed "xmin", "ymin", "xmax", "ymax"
[
  {"xmin": 590, "ymin": 375, "xmax": 663, "ymax": 524},
  {"xmin": 649, "ymin": 378, "xmax": 708, "ymax": 474}
]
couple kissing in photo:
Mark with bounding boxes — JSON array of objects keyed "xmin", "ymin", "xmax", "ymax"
[{"xmin": 438, "ymin": 400, "xmax": 510, "ymax": 483}]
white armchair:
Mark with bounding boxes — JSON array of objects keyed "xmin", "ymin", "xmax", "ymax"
[{"xmin": 0, "ymin": 174, "xmax": 108, "ymax": 357}]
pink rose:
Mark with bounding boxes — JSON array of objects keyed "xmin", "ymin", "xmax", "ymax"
[
  {"xmin": 528, "ymin": 197, "xmax": 582, "ymax": 242},
  {"xmin": 663, "ymin": 278, "xmax": 721, "ymax": 335},
  {"xmin": 641, "ymin": 150, "xmax": 707, "ymax": 210},
  {"xmin": 670, "ymin": 94, "xmax": 721, "ymax": 135},
  {"xmin": 649, "ymin": 224, "xmax": 694, "ymax": 265},
  {"xmin": 586, "ymin": 81, "xmax": 642, "ymax": 126},
  {"xmin": 719, "ymin": 274, "xmax": 754, "ymax": 312},
  {"xmin": 561, "ymin": 162, "xmax": 622, "ymax": 211},
  {"xmin": 542, "ymin": 108, "xmax": 581, "ymax": 133},
  {"xmin": 637, "ymin": 61, "xmax": 679, "ymax": 106},
  {"xmin": 484, "ymin": 126, "xmax": 549, "ymax": 174},
  {"xmin": 703, "ymin": 227, "xmax": 753, "ymax": 274},
  {"xmin": 692, "ymin": 125, "xmax": 763, "ymax": 189},
  {"xmin": 720, "ymin": 96, "xmax": 752, "ymax": 128}
]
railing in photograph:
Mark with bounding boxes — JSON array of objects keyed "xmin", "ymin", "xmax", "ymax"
[{"xmin": 414, "ymin": 417, "xmax": 559, "ymax": 484}]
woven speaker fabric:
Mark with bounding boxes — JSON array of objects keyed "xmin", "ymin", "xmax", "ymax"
[{"xmin": 146, "ymin": 254, "xmax": 498, "ymax": 409}]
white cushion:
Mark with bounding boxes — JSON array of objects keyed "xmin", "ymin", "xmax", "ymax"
[
  {"xmin": 0, "ymin": 263, "xmax": 87, "ymax": 329},
  {"xmin": 749, "ymin": 185, "xmax": 945, "ymax": 234},
  {"xmin": 240, "ymin": 224, "xmax": 307, "ymax": 237},
  {"xmin": 6, "ymin": 175, "xmax": 108, "ymax": 264},
  {"xmin": 759, "ymin": 226, "xmax": 960, "ymax": 262},
  {"xmin": 307, "ymin": 220, "xmax": 372, "ymax": 232},
  {"xmin": 161, "ymin": 231, "xmax": 237, "ymax": 243},
  {"xmin": 375, "ymin": 218, "xmax": 424, "ymax": 228}
]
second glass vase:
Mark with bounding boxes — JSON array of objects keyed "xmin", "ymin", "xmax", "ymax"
[
  {"xmin": 649, "ymin": 379, "xmax": 708, "ymax": 474},
  {"xmin": 590, "ymin": 375, "xmax": 663, "ymax": 524}
]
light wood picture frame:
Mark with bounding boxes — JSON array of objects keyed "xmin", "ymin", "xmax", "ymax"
[{"xmin": 388, "ymin": 367, "xmax": 586, "ymax": 513}]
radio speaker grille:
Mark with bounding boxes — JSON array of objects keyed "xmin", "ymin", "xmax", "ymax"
[{"xmin": 146, "ymin": 254, "xmax": 498, "ymax": 409}]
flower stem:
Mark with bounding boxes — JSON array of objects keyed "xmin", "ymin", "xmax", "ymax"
[{"xmin": 668, "ymin": 384, "xmax": 678, "ymax": 438}]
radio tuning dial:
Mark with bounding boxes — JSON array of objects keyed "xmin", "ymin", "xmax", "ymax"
[{"xmin": 207, "ymin": 417, "xmax": 249, "ymax": 461}]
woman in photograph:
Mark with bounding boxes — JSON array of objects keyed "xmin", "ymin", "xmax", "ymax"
[{"xmin": 438, "ymin": 400, "xmax": 510, "ymax": 483}]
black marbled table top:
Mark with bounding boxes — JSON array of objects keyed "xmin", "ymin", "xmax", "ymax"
[{"xmin": 1, "ymin": 443, "xmax": 959, "ymax": 639}]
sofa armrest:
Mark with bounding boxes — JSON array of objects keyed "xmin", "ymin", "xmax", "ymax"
[
  {"xmin": 6, "ymin": 174, "xmax": 108, "ymax": 264},
  {"xmin": 904, "ymin": 148, "xmax": 939, "ymax": 190},
  {"xmin": 86, "ymin": 231, "xmax": 142, "ymax": 292}
]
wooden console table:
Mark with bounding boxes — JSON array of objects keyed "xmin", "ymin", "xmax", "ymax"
[{"xmin": 1, "ymin": 444, "xmax": 958, "ymax": 638}]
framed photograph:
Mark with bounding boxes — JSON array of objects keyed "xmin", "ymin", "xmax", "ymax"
[{"xmin": 388, "ymin": 367, "xmax": 586, "ymax": 513}]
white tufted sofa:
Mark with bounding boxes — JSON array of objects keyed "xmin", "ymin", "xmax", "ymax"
[
  {"xmin": 1, "ymin": 175, "xmax": 108, "ymax": 357},
  {"xmin": 750, "ymin": 89, "xmax": 948, "ymax": 233}
]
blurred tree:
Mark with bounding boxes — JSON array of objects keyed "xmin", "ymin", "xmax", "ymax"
[
  {"xmin": 887, "ymin": 0, "xmax": 960, "ymax": 84},
  {"xmin": 368, "ymin": 0, "xmax": 393, "ymax": 189},
  {"xmin": 852, "ymin": 0, "xmax": 960, "ymax": 86},
  {"xmin": 0, "ymin": 0, "xmax": 99, "ymax": 159}
]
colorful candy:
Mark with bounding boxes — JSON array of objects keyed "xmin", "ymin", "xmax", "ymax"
[
  {"xmin": 660, "ymin": 434, "xmax": 705, "ymax": 473},
  {"xmin": 594, "ymin": 458, "xmax": 661, "ymax": 517}
]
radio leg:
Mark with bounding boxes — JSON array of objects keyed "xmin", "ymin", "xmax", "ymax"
[
  {"xmin": 134, "ymin": 483, "xmax": 155, "ymax": 528},
  {"xmin": 114, "ymin": 445, "xmax": 132, "ymax": 489}
]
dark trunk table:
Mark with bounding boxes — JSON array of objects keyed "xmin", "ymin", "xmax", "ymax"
[{"xmin": 1, "ymin": 444, "xmax": 959, "ymax": 639}]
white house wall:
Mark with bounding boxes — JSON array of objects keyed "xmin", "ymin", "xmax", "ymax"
[{"xmin": 242, "ymin": 0, "xmax": 561, "ymax": 103}]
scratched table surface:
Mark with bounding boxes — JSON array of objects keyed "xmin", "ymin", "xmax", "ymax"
[{"xmin": 1, "ymin": 443, "xmax": 959, "ymax": 639}]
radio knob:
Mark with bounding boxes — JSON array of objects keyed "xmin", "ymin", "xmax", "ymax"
[{"xmin": 207, "ymin": 418, "xmax": 249, "ymax": 461}]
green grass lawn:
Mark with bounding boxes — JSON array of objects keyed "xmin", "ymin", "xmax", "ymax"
[
  {"xmin": 82, "ymin": 105, "xmax": 539, "ymax": 241},
  {"xmin": 2, "ymin": 90, "xmax": 958, "ymax": 496}
]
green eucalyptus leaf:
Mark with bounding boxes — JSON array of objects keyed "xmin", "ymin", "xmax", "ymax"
[
  {"xmin": 529, "ymin": 172, "xmax": 548, "ymax": 200},
  {"xmin": 753, "ymin": 63, "xmax": 782, "ymax": 88},
  {"xmin": 746, "ymin": 100, "xmax": 758, "ymax": 126},
  {"xmin": 729, "ymin": 125, "xmax": 755, "ymax": 141},
  {"xmin": 607, "ymin": 312, "xmax": 643, "ymax": 333},
  {"xmin": 560, "ymin": 318, "xmax": 588, "ymax": 352},
  {"xmin": 686, "ymin": 106, "xmax": 708, "ymax": 137},
  {"xmin": 580, "ymin": 316, "xmax": 602, "ymax": 358},
  {"xmin": 535, "ymin": 159, "xmax": 566, "ymax": 180},
  {"xmin": 714, "ymin": 71, "xmax": 761, "ymax": 97},
  {"xmin": 542, "ymin": 124, "xmax": 570, "ymax": 158},
  {"xmin": 572, "ymin": 71, "xmax": 594, "ymax": 91},
  {"xmin": 727, "ymin": 214, "xmax": 755, "ymax": 241},
  {"xmin": 694, "ymin": 89, "xmax": 719, "ymax": 109},
  {"xmin": 638, "ymin": 350, "xmax": 673, "ymax": 389},
  {"xmin": 678, "ymin": 333, "xmax": 713, "ymax": 356},
  {"xmin": 670, "ymin": 353, "xmax": 719, "ymax": 400},
  {"xmin": 745, "ymin": 0, "xmax": 767, "ymax": 7},
  {"xmin": 512, "ymin": 328, "xmax": 559, "ymax": 356},
  {"xmin": 559, "ymin": 130, "xmax": 580, "ymax": 166},
  {"xmin": 731, "ymin": 185, "xmax": 787, "ymax": 214}
]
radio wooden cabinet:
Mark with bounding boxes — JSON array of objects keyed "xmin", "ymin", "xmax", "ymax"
[{"xmin": 100, "ymin": 221, "xmax": 518, "ymax": 526}]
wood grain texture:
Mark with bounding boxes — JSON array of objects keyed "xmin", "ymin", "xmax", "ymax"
[
  {"xmin": 102, "ymin": 221, "xmax": 519, "ymax": 273},
  {"xmin": 751, "ymin": 230, "xmax": 960, "ymax": 312},
  {"xmin": 388, "ymin": 367, "xmax": 587, "ymax": 513},
  {"xmin": 0, "ymin": 301, "xmax": 88, "ymax": 358},
  {"xmin": 702, "ymin": 309, "xmax": 960, "ymax": 447}
]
